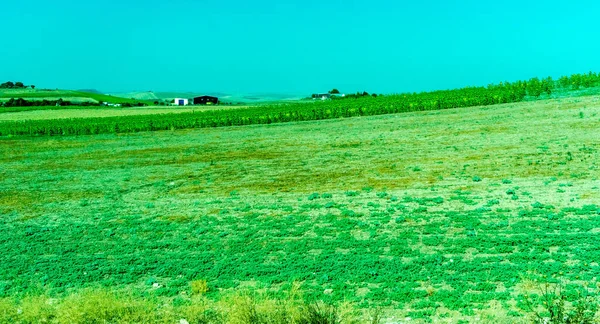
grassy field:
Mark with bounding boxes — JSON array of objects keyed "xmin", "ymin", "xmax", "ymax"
[
  {"xmin": 1, "ymin": 95, "xmax": 600, "ymax": 322},
  {"xmin": 0, "ymin": 105, "xmax": 249, "ymax": 121}
]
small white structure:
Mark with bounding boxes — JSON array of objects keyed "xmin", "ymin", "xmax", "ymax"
[
  {"xmin": 173, "ymin": 98, "xmax": 189, "ymax": 106},
  {"xmin": 312, "ymin": 93, "xmax": 346, "ymax": 100},
  {"xmin": 101, "ymin": 102, "xmax": 122, "ymax": 107}
]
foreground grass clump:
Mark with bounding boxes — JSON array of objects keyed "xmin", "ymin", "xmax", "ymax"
[
  {"xmin": 0, "ymin": 291, "xmax": 155, "ymax": 323},
  {"xmin": 1, "ymin": 282, "xmax": 598, "ymax": 323},
  {"xmin": 518, "ymin": 281, "xmax": 600, "ymax": 324},
  {"xmin": 0, "ymin": 287, "xmax": 365, "ymax": 324}
]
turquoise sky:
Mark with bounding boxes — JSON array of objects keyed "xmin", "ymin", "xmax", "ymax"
[{"xmin": 2, "ymin": 1, "xmax": 599, "ymax": 94}]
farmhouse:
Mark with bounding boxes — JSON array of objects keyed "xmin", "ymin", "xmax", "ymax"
[
  {"xmin": 311, "ymin": 93, "xmax": 345, "ymax": 100},
  {"xmin": 173, "ymin": 98, "xmax": 189, "ymax": 106},
  {"xmin": 193, "ymin": 96, "xmax": 219, "ymax": 105},
  {"xmin": 101, "ymin": 102, "xmax": 122, "ymax": 107},
  {"xmin": 312, "ymin": 93, "xmax": 331, "ymax": 100}
]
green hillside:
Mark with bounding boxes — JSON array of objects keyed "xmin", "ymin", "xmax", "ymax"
[
  {"xmin": 107, "ymin": 91, "xmax": 161, "ymax": 101},
  {"xmin": 0, "ymin": 89, "xmax": 151, "ymax": 104},
  {"xmin": 116, "ymin": 91, "xmax": 304, "ymax": 104}
]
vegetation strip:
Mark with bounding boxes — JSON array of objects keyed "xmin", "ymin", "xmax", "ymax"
[{"xmin": 2, "ymin": 72, "xmax": 600, "ymax": 137}]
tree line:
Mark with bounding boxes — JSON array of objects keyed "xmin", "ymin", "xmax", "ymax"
[
  {"xmin": 311, "ymin": 89, "xmax": 382, "ymax": 99},
  {"xmin": 0, "ymin": 81, "xmax": 34, "ymax": 89},
  {"xmin": 1, "ymin": 98, "xmax": 147, "ymax": 108},
  {"xmin": 324, "ymin": 71, "xmax": 600, "ymax": 101}
]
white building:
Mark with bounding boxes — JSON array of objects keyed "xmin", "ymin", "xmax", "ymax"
[
  {"xmin": 312, "ymin": 93, "xmax": 346, "ymax": 100},
  {"xmin": 173, "ymin": 98, "xmax": 189, "ymax": 106}
]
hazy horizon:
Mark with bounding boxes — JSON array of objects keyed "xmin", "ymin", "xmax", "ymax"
[{"xmin": 2, "ymin": 0, "xmax": 600, "ymax": 94}]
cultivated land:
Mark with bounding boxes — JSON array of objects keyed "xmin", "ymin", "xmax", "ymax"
[
  {"xmin": 1, "ymin": 95, "xmax": 600, "ymax": 322},
  {"xmin": 0, "ymin": 105, "xmax": 249, "ymax": 121}
]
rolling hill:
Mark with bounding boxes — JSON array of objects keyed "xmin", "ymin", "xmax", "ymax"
[
  {"xmin": 0, "ymin": 88, "xmax": 151, "ymax": 104},
  {"xmin": 109, "ymin": 91, "xmax": 305, "ymax": 104},
  {"xmin": 1, "ymin": 88, "xmax": 304, "ymax": 106}
]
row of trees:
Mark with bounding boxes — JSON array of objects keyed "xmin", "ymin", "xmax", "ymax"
[
  {"xmin": 488, "ymin": 72, "xmax": 600, "ymax": 98},
  {"xmin": 0, "ymin": 81, "xmax": 34, "ymax": 89},
  {"xmin": 1, "ymin": 98, "xmax": 147, "ymax": 108},
  {"xmin": 310, "ymin": 89, "xmax": 382, "ymax": 99},
  {"xmin": 1, "ymin": 98, "xmax": 96, "ymax": 108},
  {"xmin": 558, "ymin": 72, "xmax": 600, "ymax": 90},
  {"xmin": 338, "ymin": 91, "xmax": 381, "ymax": 99},
  {"xmin": 327, "ymin": 71, "xmax": 600, "ymax": 102},
  {"xmin": 489, "ymin": 78, "xmax": 554, "ymax": 98}
]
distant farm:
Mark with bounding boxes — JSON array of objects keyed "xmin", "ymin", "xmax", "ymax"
[{"xmin": 2, "ymin": 72, "xmax": 600, "ymax": 137}]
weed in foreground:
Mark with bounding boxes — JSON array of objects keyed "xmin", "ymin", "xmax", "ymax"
[{"xmin": 519, "ymin": 281, "xmax": 598, "ymax": 324}]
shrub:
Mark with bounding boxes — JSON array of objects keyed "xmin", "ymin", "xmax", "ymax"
[
  {"xmin": 190, "ymin": 280, "xmax": 209, "ymax": 296},
  {"xmin": 486, "ymin": 199, "xmax": 500, "ymax": 206},
  {"xmin": 56, "ymin": 290, "xmax": 155, "ymax": 323},
  {"xmin": 345, "ymin": 191, "xmax": 359, "ymax": 197},
  {"xmin": 299, "ymin": 302, "xmax": 340, "ymax": 324},
  {"xmin": 308, "ymin": 193, "xmax": 320, "ymax": 201},
  {"xmin": 519, "ymin": 282, "xmax": 598, "ymax": 324}
]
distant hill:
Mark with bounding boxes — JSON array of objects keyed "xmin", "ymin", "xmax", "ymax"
[
  {"xmin": 77, "ymin": 89, "xmax": 103, "ymax": 95},
  {"xmin": 154, "ymin": 92, "xmax": 203, "ymax": 100},
  {"xmin": 108, "ymin": 91, "xmax": 161, "ymax": 101},
  {"xmin": 1, "ymin": 88, "xmax": 303, "ymax": 105},
  {"xmin": 112, "ymin": 91, "xmax": 304, "ymax": 104},
  {"xmin": 0, "ymin": 89, "xmax": 151, "ymax": 104}
]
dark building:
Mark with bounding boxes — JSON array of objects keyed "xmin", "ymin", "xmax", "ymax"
[{"xmin": 193, "ymin": 96, "xmax": 219, "ymax": 105}]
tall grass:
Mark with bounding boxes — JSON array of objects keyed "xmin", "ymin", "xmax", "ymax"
[{"xmin": 0, "ymin": 286, "xmax": 370, "ymax": 324}]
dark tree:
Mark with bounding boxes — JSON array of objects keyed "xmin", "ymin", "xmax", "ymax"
[
  {"xmin": 15, "ymin": 82, "xmax": 24, "ymax": 88},
  {"xmin": 31, "ymin": 85, "xmax": 36, "ymax": 90},
  {"xmin": 329, "ymin": 89, "xmax": 340, "ymax": 94},
  {"xmin": 1, "ymin": 81, "xmax": 15, "ymax": 88}
]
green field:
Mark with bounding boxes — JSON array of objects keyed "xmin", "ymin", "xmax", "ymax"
[
  {"xmin": 1, "ymin": 92, "xmax": 600, "ymax": 322},
  {"xmin": 4, "ymin": 72, "xmax": 600, "ymax": 138},
  {"xmin": 0, "ymin": 105, "xmax": 249, "ymax": 122},
  {"xmin": 0, "ymin": 82, "xmax": 532, "ymax": 137}
]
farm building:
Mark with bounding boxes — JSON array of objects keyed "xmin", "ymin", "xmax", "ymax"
[
  {"xmin": 312, "ymin": 93, "xmax": 331, "ymax": 100},
  {"xmin": 312, "ymin": 93, "xmax": 345, "ymax": 100},
  {"xmin": 193, "ymin": 96, "xmax": 219, "ymax": 105},
  {"xmin": 173, "ymin": 98, "xmax": 189, "ymax": 106}
]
